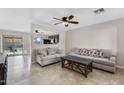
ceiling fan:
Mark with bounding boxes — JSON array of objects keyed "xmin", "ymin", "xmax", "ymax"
[{"xmin": 53, "ymin": 15, "xmax": 79, "ymax": 27}]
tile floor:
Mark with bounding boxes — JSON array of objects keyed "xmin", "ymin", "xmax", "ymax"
[
  {"xmin": 7, "ymin": 55, "xmax": 31, "ymax": 85},
  {"xmin": 30, "ymin": 62, "xmax": 124, "ymax": 85},
  {"xmin": 6, "ymin": 56, "xmax": 124, "ymax": 85}
]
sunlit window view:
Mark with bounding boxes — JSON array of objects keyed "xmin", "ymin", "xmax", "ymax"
[{"xmin": 3, "ymin": 35, "xmax": 23, "ymax": 55}]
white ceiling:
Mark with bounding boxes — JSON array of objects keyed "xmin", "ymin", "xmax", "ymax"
[
  {"xmin": 31, "ymin": 8, "xmax": 124, "ymax": 31},
  {"xmin": 0, "ymin": 8, "xmax": 124, "ymax": 32}
]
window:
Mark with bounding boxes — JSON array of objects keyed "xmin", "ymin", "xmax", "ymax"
[{"xmin": 3, "ymin": 35, "xmax": 23, "ymax": 55}]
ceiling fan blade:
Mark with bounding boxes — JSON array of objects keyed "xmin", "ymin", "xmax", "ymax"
[
  {"xmin": 62, "ymin": 17, "xmax": 67, "ymax": 21},
  {"xmin": 68, "ymin": 15, "xmax": 74, "ymax": 20},
  {"xmin": 54, "ymin": 22, "xmax": 63, "ymax": 25},
  {"xmin": 68, "ymin": 21, "xmax": 79, "ymax": 24},
  {"xmin": 53, "ymin": 18, "xmax": 62, "ymax": 21}
]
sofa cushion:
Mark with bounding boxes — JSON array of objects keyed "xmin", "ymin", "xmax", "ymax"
[
  {"xmin": 55, "ymin": 54, "xmax": 65, "ymax": 57},
  {"xmin": 69, "ymin": 53, "xmax": 94, "ymax": 60},
  {"xmin": 69, "ymin": 51, "xmax": 115, "ymax": 66},
  {"xmin": 93, "ymin": 57, "xmax": 115, "ymax": 66},
  {"xmin": 47, "ymin": 47, "xmax": 58, "ymax": 55},
  {"xmin": 41, "ymin": 55, "xmax": 56, "ymax": 61},
  {"xmin": 80, "ymin": 55, "xmax": 94, "ymax": 60},
  {"xmin": 93, "ymin": 63, "xmax": 115, "ymax": 72},
  {"xmin": 71, "ymin": 48, "xmax": 80, "ymax": 54},
  {"xmin": 56, "ymin": 49, "xmax": 64, "ymax": 54}
]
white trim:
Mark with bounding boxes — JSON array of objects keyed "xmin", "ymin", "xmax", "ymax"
[{"xmin": 116, "ymin": 65, "xmax": 124, "ymax": 69}]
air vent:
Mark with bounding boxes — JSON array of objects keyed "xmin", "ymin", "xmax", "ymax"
[{"xmin": 94, "ymin": 8, "xmax": 105, "ymax": 14}]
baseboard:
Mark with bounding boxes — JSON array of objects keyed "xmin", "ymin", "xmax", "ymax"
[{"xmin": 116, "ymin": 65, "xmax": 124, "ymax": 69}]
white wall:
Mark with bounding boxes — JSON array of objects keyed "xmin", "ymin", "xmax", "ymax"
[
  {"xmin": 31, "ymin": 24, "xmax": 66, "ymax": 51},
  {"xmin": 116, "ymin": 20, "xmax": 124, "ymax": 67},
  {"xmin": 66, "ymin": 18, "xmax": 124, "ymax": 67},
  {"xmin": 0, "ymin": 9, "xmax": 31, "ymax": 32},
  {"xmin": 31, "ymin": 24, "xmax": 66, "ymax": 62},
  {"xmin": 66, "ymin": 27, "xmax": 117, "ymax": 51}
]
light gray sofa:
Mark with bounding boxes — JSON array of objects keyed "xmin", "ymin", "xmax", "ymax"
[
  {"xmin": 36, "ymin": 47, "xmax": 65, "ymax": 66},
  {"xmin": 68, "ymin": 48, "xmax": 117, "ymax": 73}
]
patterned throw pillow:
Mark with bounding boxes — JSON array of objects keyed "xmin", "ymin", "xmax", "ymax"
[
  {"xmin": 91, "ymin": 49, "xmax": 104, "ymax": 58},
  {"xmin": 88, "ymin": 49, "xmax": 94, "ymax": 56},
  {"xmin": 90, "ymin": 49, "xmax": 98, "ymax": 57},
  {"xmin": 79, "ymin": 48, "xmax": 82, "ymax": 54},
  {"xmin": 80, "ymin": 48, "xmax": 89, "ymax": 56},
  {"xmin": 98, "ymin": 50, "xmax": 104, "ymax": 58},
  {"xmin": 79, "ymin": 48, "xmax": 84, "ymax": 55},
  {"xmin": 79, "ymin": 48, "xmax": 104, "ymax": 58}
]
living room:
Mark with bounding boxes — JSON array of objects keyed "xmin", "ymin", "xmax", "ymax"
[
  {"xmin": 30, "ymin": 8, "xmax": 124, "ymax": 84},
  {"xmin": 1, "ymin": 0, "xmax": 124, "ymax": 93},
  {"xmin": 0, "ymin": 8, "xmax": 124, "ymax": 85}
]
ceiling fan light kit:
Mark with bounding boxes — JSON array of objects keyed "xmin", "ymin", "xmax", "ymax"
[{"xmin": 35, "ymin": 30, "xmax": 39, "ymax": 33}]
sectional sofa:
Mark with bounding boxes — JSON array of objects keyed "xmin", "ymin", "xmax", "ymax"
[
  {"xmin": 36, "ymin": 47, "xmax": 65, "ymax": 66},
  {"xmin": 68, "ymin": 48, "xmax": 117, "ymax": 73},
  {"xmin": 36, "ymin": 47, "xmax": 116, "ymax": 73}
]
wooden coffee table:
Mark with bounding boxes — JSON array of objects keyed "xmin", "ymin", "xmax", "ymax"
[{"xmin": 61, "ymin": 55, "xmax": 93, "ymax": 78}]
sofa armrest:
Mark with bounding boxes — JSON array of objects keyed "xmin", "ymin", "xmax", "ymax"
[
  {"xmin": 36, "ymin": 54, "xmax": 45, "ymax": 62},
  {"xmin": 110, "ymin": 56, "xmax": 117, "ymax": 73},
  {"xmin": 109, "ymin": 56, "xmax": 116, "ymax": 62}
]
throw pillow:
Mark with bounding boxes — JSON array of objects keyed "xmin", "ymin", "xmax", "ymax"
[
  {"xmin": 47, "ymin": 47, "xmax": 57, "ymax": 55},
  {"xmin": 98, "ymin": 50, "xmax": 104, "ymax": 58},
  {"xmin": 80, "ymin": 48, "xmax": 89, "ymax": 56},
  {"xmin": 88, "ymin": 49, "xmax": 94, "ymax": 56},
  {"xmin": 91, "ymin": 49, "xmax": 99, "ymax": 57},
  {"xmin": 91, "ymin": 49, "xmax": 104, "ymax": 58},
  {"xmin": 101, "ymin": 49, "xmax": 111, "ymax": 58},
  {"xmin": 73, "ymin": 48, "xmax": 80, "ymax": 54},
  {"xmin": 37, "ymin": 49, "xmax": 47, "ymax": 57}
]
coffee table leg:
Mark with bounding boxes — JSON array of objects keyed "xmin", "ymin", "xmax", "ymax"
[
  {"xmin": 90, "ymin": 63, "xmax": 93, "ymax": 72},
  {"xmin": 62, "ymin": 60, "xmax": 64, "ymax": 68},
  {"xmin": 85, "ymin": 65, "xmax": 88, "ymax": 78}
]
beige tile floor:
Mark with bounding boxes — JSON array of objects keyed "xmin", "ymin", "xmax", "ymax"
[
  {"xmin": 6, "ymin": 56, "xmax": 124, "ymax": 85},
  {"xmin": 7, "ymin": 55, "xmax": 31, "ymax": 85},
  {"xmin": 30, "ymin": 62, "xmax": 124, "ymax": 85}
]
